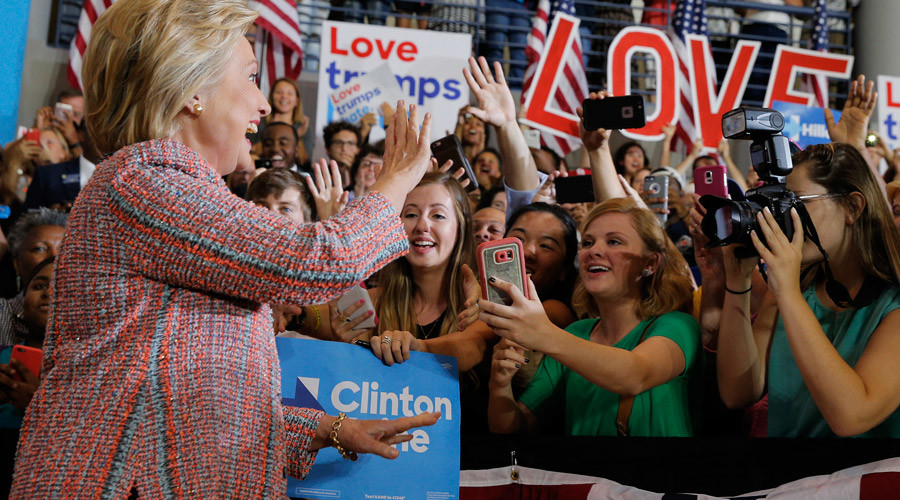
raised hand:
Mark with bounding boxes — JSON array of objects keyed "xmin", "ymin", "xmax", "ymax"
[
  {"xmin": 370, "ymin": 101, "xmax": 433, "ymax": 211},
  {"xmin": 456, "ymin": 264, "xmax": 481, "ymax": 331},
  {"xmin": 825, "ymin": 74, "xmax": 876, "ymax": 150},
  {"xmin": 462, "ymin": 56, "xmax": 517, "ymax": 127},
  {"xmin": 306, "ymin": 158, "xmax": 349, "ymax": 220},
  {"xmin": 576, "ymin": 91, "xmax": 613, "ymax": 151}
]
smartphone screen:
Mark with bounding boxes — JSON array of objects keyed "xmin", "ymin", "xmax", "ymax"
[{"xmin": 554, "ymin": 175, "xmax": 595, "ymax": 204}]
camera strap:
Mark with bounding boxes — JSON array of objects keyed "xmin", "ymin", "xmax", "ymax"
[{"xmin": 794, "ymin": 203, "xmax": 881, "ymax": 309}]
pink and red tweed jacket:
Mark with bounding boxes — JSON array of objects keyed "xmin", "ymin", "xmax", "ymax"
[{"xmin": 11, "ymin": 139, "xmax": 409, "ymax": 498}]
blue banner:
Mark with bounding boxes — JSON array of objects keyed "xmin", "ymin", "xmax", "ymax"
[
  {"xmin": 771, "ymin": 100, "xmax": 841, "ymax": 150},
  {"xmin": 0, "ymin": 1, "xmax": 31, "ymax": 145},
  {"xmin": 277, "ymin": 337, "xmax": 460, "ymax": 500}
]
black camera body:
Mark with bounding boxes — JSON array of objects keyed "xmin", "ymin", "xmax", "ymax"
[{"xmin": 700, "ymin": 107, "xmax": 801, "ymax": 258}]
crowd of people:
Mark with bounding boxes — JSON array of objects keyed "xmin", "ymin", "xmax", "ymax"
[{"xmin": 2, "ymin": 0, "xmax": 900, "ymax": 496}]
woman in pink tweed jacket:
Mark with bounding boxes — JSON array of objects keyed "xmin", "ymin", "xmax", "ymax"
[{"xmin": 11, "ymin": 0, "xmax": 438, "ymax": 497}]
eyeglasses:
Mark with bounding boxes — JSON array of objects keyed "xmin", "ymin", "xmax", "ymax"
[
  {"xmin": 331, "ymin": 140, "xmax": 358, "ymax": 149},
  {"xmin": 798, "ymin": 193, "xmax": 845, "ymax": 204},
  {"xmin": 360, "ymin": 160, "xmax": 383, "ymax": 169}
]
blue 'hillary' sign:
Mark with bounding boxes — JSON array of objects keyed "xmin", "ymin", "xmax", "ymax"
[{"xmin": 277, "ymin": 337, "xmax": 460, "ymax": 500}]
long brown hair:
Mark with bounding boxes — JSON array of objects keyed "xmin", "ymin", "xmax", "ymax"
[
  {"xmin": 264, "ymin": 78, "xmax": 304, "ymax": 125},
  {"xmin": 374, "ymin": 172, "xmax": 475, "ymax": 337},
  {"xmin": 793, "ymin": 143, "xmax": 900, "ymax": 289},
  {"xmin": 572, "ymin": 198, "xmax": 694, "ymax": 319}
]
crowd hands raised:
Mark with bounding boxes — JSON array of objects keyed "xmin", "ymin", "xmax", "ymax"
[{"xmin": 4, "ymin": 57, "xmax": 900, "ymax": 449}]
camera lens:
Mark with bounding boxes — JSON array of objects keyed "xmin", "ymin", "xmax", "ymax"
[{"xmin": 714, "ymin": 206, "xmax": 734, "ymax": 240}]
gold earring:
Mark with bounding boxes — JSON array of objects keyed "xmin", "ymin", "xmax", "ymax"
[{"xmin": 193, "ymin": 103, "xmax": 203, "ymax": 116}]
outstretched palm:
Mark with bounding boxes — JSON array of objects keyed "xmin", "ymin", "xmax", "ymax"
[{"xmin": 463, "ymin": 57, "xmax": 517, "ymax": 126}]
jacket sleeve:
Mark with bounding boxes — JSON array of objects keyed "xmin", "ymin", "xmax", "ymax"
[
  {"xmin": 106, "ymin": 162, "xmax": 408, "ymax": 306},
  {"xmin": 283, "ymin": 406, "xmax": 325, "ymax": 480},
  {"xmin": 23, "ymin": 169, "xmax": 46, "ymax": 210}
]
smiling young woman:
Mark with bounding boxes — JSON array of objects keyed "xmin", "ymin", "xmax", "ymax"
[{"xmin": 481, "ymin": 198, "xmax": 700, "ymax": 437}]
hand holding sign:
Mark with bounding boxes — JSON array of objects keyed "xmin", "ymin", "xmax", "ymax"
[
  {"xmin": 462, "ymin": 56, "xmax": 517, "ymax": 127},
  {"xmin": 825, "ymin": 74, "xmax": 876, "ymax": 151}
]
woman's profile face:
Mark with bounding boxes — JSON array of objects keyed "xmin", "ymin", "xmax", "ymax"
[
  {"xmin": 507, "ymin": 211, "xmax": 568, "ymax": 296},
  {"xmin": 578, "ymin": 212, "xmax": 649, "ymax": 300},
  {"xmin": 402, "ymin": 183, "xmax": 459, "ymax": 273},
  {"xmin": 272, "ymin": 81, "xmax": 299, "ymax": 116},
  {"xmin": 196, "ymin": 38, "xmax": 270, "ymax": 175},
  {"xmin": 787, "ymin": 162, "xmax": 851, "ymax": 265}
]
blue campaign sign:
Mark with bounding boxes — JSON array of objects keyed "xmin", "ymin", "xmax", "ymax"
[
  {"xmin": 277, "ymin": 337, "xmax": 460, "ymax": 500},
  {"xmin": 771, "ymin": 101, "xmax": 841, "ymax": 149}
]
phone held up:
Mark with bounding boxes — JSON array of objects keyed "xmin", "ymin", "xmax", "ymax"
[
  {"xmin": 643, "ymin": 175, "xmax": 670, "ymax": 226},
  {"xmin": 582, "ymin": 95, "xmax": 646, "ymax": 131},
  {"xmin": 693, "ymin": 164, "xmax": 728, "ymax": 199},
  {"xmin": 477, "ymin": 238, "xmax": 529, "ymax": 306},
  {"xmin": 10, "ymin": 345, "xmax": 42, "ymax": 382},
  {"xmin": 554, "ymin": 174, "xmax": 595, "ymax": 204},
  {"xmin": 431, "ymin": 134, "xmax": 479, "ymax": 193}
]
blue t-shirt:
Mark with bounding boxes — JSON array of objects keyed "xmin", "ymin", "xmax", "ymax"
[{"xmin": 768, "ymin": 285, "xmax": 900, "ymax": 437}]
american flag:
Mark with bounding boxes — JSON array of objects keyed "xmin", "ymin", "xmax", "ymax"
[
  {"xmin": 521, "ymin": 0, "xmax": 589, "ymax": 157},
  {"xmin": 801, "ymin": 0, "xmax": 830, "ymax": 107},
  {"xmin": 670, "ymin": 0, "xmax": 709, "ymax": 153},
  {"xmin": 67, "ymin": 0, "xmax": 302, "ymax": 95},
  {"xmin": 67, "ymin": 0, "xmax": 112, "ymax": 91},
  {"xmin": 249, "ymin": 0, "xmax": 304, "ymax": 95}
]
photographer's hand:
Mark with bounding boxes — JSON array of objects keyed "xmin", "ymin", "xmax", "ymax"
[{"xmin": 750, "ymin": 207, "xmax": 804, "ymax": 301}]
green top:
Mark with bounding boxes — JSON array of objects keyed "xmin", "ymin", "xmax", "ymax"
[
  {"xmin": 768, "ymin": 284, "xmax": 900, "ymax": 438},
  {"xmin": 519, "ymin": 312, "xmax": 701, "ymax": 436}
]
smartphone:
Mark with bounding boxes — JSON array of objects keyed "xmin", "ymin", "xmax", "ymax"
[
  {"xmin": 643, "ymin": 175, "xmax": 669, "ymax": 225},
  {"xmin": 336, "ymin": 284, "xmax": 377, "ymax": 330},
  {"xmin": 523, "ymin": 129, "xmax": 541, "ymax": 149},
  {"xmin": 10, "ymin": 345, "xmax": 42, "ymax": 382},
  {"xmin": 693, "ymin": 165, "xmax": 728, "ymax": 198},
  {"xmin": 24, "ymin": 128, "xmax": 41, "ymax": 143},
  {"xmin": 430, "ymin": 134, "xmax": 479, "ymax": 193},
  {"xmin": 582, "ymin": 95, "xmax": 646, "ymax": 131},
  {"xmin": 477, "ymin": 238, "xmax": 528, "ymax": 306},
  {"xmin": 554, "ymin": 174, "xmax": 595, "ymax": 204},
  {"xmin": 54, "ymin": 102, "xmax": 73, "ymax": 122}
]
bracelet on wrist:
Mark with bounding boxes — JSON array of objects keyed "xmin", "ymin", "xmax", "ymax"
[
  {"xmin": 725, "ymin": 284, "xmax": 752, "ymax": 295},
  {"xmin": 330, "ymin": 412, "xmax": 358, "ymax": 461}
]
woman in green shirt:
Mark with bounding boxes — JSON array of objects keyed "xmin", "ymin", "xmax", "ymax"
[{"xmin": 481, "ymin": 198, "xmax": 701, "ymax": 436}]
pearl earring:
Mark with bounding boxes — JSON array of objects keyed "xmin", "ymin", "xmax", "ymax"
[{"xmin": 193, "ymin": 103, "xmax": 203, "ymax": 116}]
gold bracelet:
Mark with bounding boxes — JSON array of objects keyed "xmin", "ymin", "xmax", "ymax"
[
  {"xmin": 330, "ymin": 412, "xmax": 358, "ymax": 461},
  {"xmin": 311, "ymin": 305, "xmax": 321, "ymax": 332}
]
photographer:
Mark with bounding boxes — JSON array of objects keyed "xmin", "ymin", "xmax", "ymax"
[{"xmin": 715, "ymin": 138, "xmax": 900, "ymax": 437}]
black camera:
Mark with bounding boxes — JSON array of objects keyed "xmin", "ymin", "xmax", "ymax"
[
  {"xmin": 254, "ymin": 158, "xmax": 273, "ymax": 169},
  {"xmin": 700, "ymin": 107, "xmax": 801, "ymax": 258}
]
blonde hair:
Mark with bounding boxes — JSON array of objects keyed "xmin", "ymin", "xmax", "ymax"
[
  {"xmin": 374, "ymin": 172, "xmax": 475, "ymax": 338},
  {"xmin": 572, "ymin": 198, "xmax": 694, "ymax": 319},
  {"xmin": 82, "ymin": 0, "xmax": 258, "ymax": 155},
  {"xmin": 40, "ymin": 127, "xmax": 71, "ymax": 162}
]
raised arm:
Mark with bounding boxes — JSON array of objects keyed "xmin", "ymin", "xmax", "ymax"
[
  {"xmin": 463, "ymin": 57, "xmax": 540, "ymax": 191},
  {"xmin": 107, "ymin": 102, "xmax": 431, "ymax": 307},
  {"xmin": 577, "ymin": 91, "xmax": 627, "ymax": 201}
]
